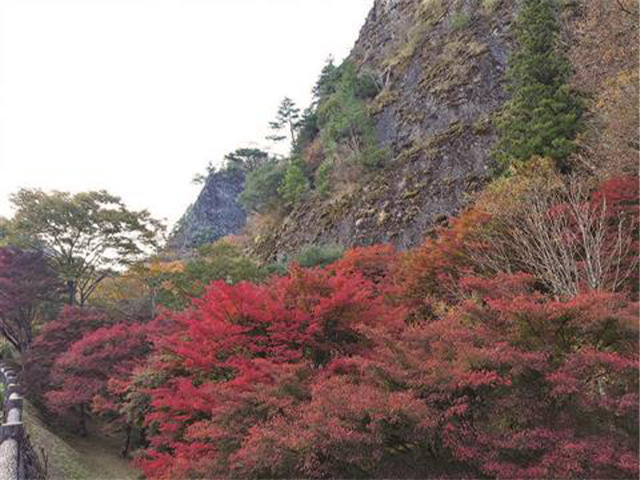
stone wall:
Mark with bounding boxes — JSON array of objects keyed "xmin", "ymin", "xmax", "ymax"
[{"xmin": 0, "ymin": 365, "xmax": 42, "ymax": 480}]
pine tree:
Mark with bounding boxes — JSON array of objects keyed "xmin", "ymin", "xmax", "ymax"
[
  {"xmin": 312, "ymin": 56, "xmax": 341, "ymax": 102},
  {"xmin": 267, "ymin": 97, "xmax": 301, "ymax": 145},
  {"xmin": 495, "ymin": 0, "xmax": 581, "ymax": 171}
]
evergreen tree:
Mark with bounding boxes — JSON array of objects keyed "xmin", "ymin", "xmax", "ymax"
[
  {"xmin": 317, "ymin": 62, "xmax": 382, "ymax": 166},
  {"xmin": 292, "ymin": 107, "xmax": 320, "ymax": 154},
  {"xmin": 267, "ymin": 97, "xmax": 301, "ymax": 145},
  {"xmin": 313, "ymin": 57, "xmax": 342, "ymax": 102},
  {"xmin": 238, "ymin": 160, "xmax": 285, "ymax": 213},
  {"xmin": 495, "ymin": 0, "xmax": 581, "ymax": 171},
  {"xmin": 223, "ymin": 148, "xmax": 269, "ymax": 172},
  {"xmin": 278, "ymin": 160, "xmax": 309, "ymax": 207}
]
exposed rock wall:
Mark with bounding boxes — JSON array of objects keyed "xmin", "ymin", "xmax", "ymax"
[
  {"xmin": 254, "ymin": 0, "xmax": 516, "ymax": 260},
  {"xmin": 168, "ymin": 169, "xmax": 246, "ymax": 251}
]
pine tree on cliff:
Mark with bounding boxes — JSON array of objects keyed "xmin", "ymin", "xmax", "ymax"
[
  {"xmin": 267, "ymin": 97, "xmax": 301, "ymax": 145},
  {"xmin": 496, "ymin": 0, "xmax": 581, "ymax": 172}
]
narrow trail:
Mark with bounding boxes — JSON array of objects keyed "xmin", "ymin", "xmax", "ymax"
[
  {"xmin": 24, "ymin": 402, "xmax": 139, "ymax": 480},
  {"xmin": 62, "ymin": 431, "xmax": 138, "ymax": 480}
]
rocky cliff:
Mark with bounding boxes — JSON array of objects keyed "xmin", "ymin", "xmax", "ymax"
[
  {"xmin": 254, "ymin": 0, "xmax": 515, "ymax": 260},
  {"xmin": 168, "ymin": 169, "xmax": 246, "ymax": 251},
  {"xmin": 172, "ymin": 0, "xmax": 518, "ymax": 257}
]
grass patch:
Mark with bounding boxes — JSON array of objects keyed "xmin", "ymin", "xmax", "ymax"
[
  {"xmin": 24, "ymin": 401, "xmax": 139, "ymax": 480},
  {"xmin": 451, "ymin": 10, "xmax": 471, "ymax": 30},
  {"xmin": 24, "ymin": 402, "xmax": 91, "ymax": 480}
]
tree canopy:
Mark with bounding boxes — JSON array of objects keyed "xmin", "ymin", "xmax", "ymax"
[
  {"xmin": 223, "ymin": 148, "xmax": 270, "ymax": 172},
  {"xmin": 9, "ymin": 189, "xmax": 164, "ymax": 306},
  {"xmin": 0, "ymin": 246, "xmax": 60, "ymax": 354}
]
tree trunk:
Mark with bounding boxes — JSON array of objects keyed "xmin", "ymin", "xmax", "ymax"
[
  {"xmin": 121, "ymin": 424, "xmax": 132, "ymax": 458},
  {"xmin": 78, "ymin": 404, "xmax": 87, "ymax": 437},
  {"xmin": 66, "ymin": 280, "xmax": 76, "ymax": 306}
]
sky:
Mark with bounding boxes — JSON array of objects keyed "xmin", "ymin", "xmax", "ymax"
[{"xmin": 0, "ymin": 0, "xmax": 374, "ymax": 228}]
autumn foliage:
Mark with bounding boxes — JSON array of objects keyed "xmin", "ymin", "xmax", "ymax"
[
  {"xmin": 46, "ymin": 322, "xmax": 151, "ymax": 433},
  {"xmin": 24, "ymin": 306, "xmax": 108, "ymax": 409},
  {"xmin": 21, "ymin": 175, "xmax": 638, "ymax": 478}
]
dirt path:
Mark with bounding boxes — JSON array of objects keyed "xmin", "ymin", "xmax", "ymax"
[
  {"xmin": 24, "ymin": 402, "xmax": 140, "ymax": 480},
  {"xmin": 62, "ymin": 431, "xmax": 139, "ymax": 480}
]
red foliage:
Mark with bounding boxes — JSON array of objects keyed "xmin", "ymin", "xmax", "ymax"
[
  {"xmin": 130, "ymin": 224, "xmax": 639, "ymax": 479},
  {"xmin": 591, "ymin": 175, "xmax": 639, "ymax": 296},
  {"xmin": 24, "ymin": 306, "xmax": 107, "ymax": 407},
  {"xmin": 591, "ymin": 175, "xmax": 639, "ymax": 218},
  {"xmin": 45, "ymin": 322, "xmax": 151, "ymax": 432},
  {"xmin": 136, "ymin": 264, "xmax": 402, "ymax": 478},
  {"xmin": 398, "ymin": 209, "xmax": 492, "ymax": 313},
  {"xmin": 225, "ymin": 275, "xmax": 638, "ymax": 479},
  {"xmin": 331, "ymin": 244, "xmax": 398, "ymax": 286}
]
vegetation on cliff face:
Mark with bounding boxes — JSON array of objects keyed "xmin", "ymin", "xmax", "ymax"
[
  {"xmin": 248, "ymin": 0, "xmax": 515, "ymax": 258},
  {"xmin": 0, "ymin": 0, "xmax": 638, "ymax": 478},
  {"xmin": 494, "ymin": 0, "xmax": 581, "ymax": 171}
]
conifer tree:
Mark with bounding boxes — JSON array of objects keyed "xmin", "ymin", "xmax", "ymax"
[
  {"xmin": 278, "ymin": 160, "xmax": 309, "ymax": 207},
  {"xmin": 495, "ymin": 0, "xmax": 581, "ymax": 171},
  {"xmin": 312, "ymin": 57, "xmax": 341, "ymax": 102},
  {"xmin": 267, "ymin": 97, "xmax": 301, "ymax": 145}
]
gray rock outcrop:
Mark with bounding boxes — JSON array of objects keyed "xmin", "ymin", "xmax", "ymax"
[{"xmin": 168, "ymin": 169, "xmax": 247, "ymax": 251}]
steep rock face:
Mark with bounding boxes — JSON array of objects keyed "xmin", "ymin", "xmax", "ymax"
[
  {"xmin": 255, "ymin": 0, "xmax": 515, "ymax": 260},
  {"xmin": 169, "ymin": 169, "xmax": 246, "ymax": 251}
]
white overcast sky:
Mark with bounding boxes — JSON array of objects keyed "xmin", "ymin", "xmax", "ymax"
[{"xmin": 0, "ymin": 0, "xmax": 373, "ymax": 227}]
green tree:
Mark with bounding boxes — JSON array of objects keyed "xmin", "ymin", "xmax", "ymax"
[
  {"xmin": 292, "ymin": 107, "xmax": 320, "ymax": 154},
  {"xmin": 152, "ymin": 241, "xmax": 266, "ymax": 310},
  {"xmin": 223, "ymin": 148, "xmax": 270, "ymax": 172},
  {"xmin": 278, "ymin": 160, "xmax": 309, "ymax": 207},
  {"xmin": 313, "ymin": 57, "xmax": 342, "ymax": 102},
  {"xmin": 9, "ymin": 189, "xmax": 164, "ymax": 306},
  {"xmin": 239, "ymin": 160, "xmax": 286, "ymax": 213},
  {"xmin": 317, "ymin": 62, "xmax": 385, "ymax": 168},
  {"xmin": 495, "ymin": 0, "xmax": 581, "ymax": 171},
  {"xmin": 267, "ymin": 97, "xmax": 300, "ymax": 145},
  {"xmin": 315, "ymin": 162, "xmax": 333, "ymax": 196}
]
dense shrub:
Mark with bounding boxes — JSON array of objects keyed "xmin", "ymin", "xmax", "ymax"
[
  {"xmin": 317, "ymin": 62, "xmax": 386, "ymax": 169},
  {"xmin": 136, "ymin": 264, "xmax": 400, "ymax": 478},
  {"xmin": 137, "ymin": 266, "xmax": 638, "ymax": 479},
  {"xmin": 278, "ymin": 160, "xmax": 310, "ymax": 207},
  {"xmin": 24, "ymin": 307, "xmax": 108, "ymax": 408},
  {"xmin": 151, "ymin": 241, "xmax": 267, "ymax": 310},
  {"xmin": 294, "ymin": 243, "xmax": 344, "ymax": 268},
  {"xmin": 46, "ymin": 322, "xmax": 151, "ymax": 436},
  {"xmin": 238, "ymin": 160, "xmax": 286, "ymax": 213}
]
